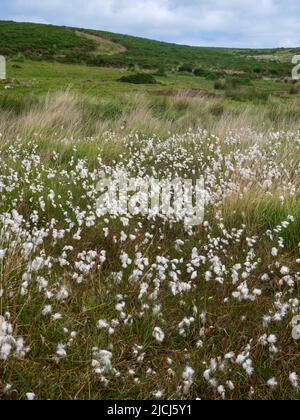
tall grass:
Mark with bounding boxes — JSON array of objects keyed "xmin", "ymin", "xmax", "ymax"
[{"xmin": 2, "ymin": 90, "xmax": 300, "ymax": 143}]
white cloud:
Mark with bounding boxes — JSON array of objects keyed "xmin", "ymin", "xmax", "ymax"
[{"xmin": 0, "ymin": 0, "xmax": 299, "ymax": 48}]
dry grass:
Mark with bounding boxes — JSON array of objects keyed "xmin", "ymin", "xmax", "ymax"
[{"xmin": 1, "ymin": 90, "xmax": 300, "ymax": 143}]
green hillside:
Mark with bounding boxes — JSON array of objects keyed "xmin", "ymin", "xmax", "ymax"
[{"xmin": 0, "ymin": 20, "xmax": 296, "ymax": 77}]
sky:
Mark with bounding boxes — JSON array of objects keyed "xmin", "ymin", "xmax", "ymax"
[{"xmin": 0, "ymin": 0, "xmax": 300, "ymax": 48}]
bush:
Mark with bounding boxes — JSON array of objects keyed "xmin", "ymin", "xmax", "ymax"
[
  {"xmin": 118, "ymin": 73, "xmax": 157, "ymax": 84},
  {"xmin": 193, "ymin": 68, "xmax": 206, "ymax": 77},
  {"xmin": 214, "ymin": 80, "xmax": 226, "ymax": 90},
  {"xmin": 290, "ymin": 84, "xmax": 300, "ymax": 95},
  {"xmin": 178, "ymin": 64, "xmax": 194, "ymax": 73},
  {"xmin": 154, "ymin": 67, "xmax": 167, "ymax": 77},
  {"xmin": 253, "ymin": 67, "xmax": 263, "ymax": 74},
  {"xmin": 12, "ymin": 53, "xmax": 26, "ymax": 63},
  {"xmin": 226, "ymin": 77, "xmax": 252, "ymax": 88},
  {"xmin": 225, "ymin": 86, "xmax": 268, "ymax": 103}
]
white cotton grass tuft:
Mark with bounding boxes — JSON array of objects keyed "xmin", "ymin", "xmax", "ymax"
[
  {"xmin": 152, "ymin": 327, "xmax": 165, "ymax": 343},
  {"xmin": 289, "ymin": 372, "xmax": 299, "ymax": 388},
  {"xmin": 26, "ymin": 392, "xmax": 36, "ymax": 401}
]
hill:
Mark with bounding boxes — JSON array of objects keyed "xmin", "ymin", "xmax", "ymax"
[{"xmin": 0, "ymin": 20, "xmax": 297, "ymax": 78}]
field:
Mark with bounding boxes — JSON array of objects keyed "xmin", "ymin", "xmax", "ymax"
[{"xmin": 0, "ymin": 20, "xmax": 300, "ymax": 401}]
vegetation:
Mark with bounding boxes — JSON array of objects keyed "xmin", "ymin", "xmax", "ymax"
[
  {"xmin": 119, "ymin": 73, "xmax": 157, "ymax": 84},
  {"xmin": 0, "ymin": 20, "xmax": 300, "ymax": 401},
  {"xmin": 0, "ymin": 20, "xmax": 296, "ymax": 79}
]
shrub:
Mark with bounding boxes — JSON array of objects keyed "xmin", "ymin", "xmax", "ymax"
[
  {"xmin": 13, "ymin": 53, "xmax": 26, "ymax": 63},
  {"xmin": 290, "ymin": 84, "xmax": 300, "ymax": 95},
  {"xmin": 226, "ymin": 77, "xmax": 252, "ymax": 88},
  {"xmin": 253, "ymin": 67, "xmax": 263, "ymax": 74},
  {"xmin": 154, "ymin": 67, "xmax": 167, "ymax": 77},
  {"xmin": 214, "ymin": 80, "xmax": 226, "ymax": 90},
  {"xmin": 11, "ymin": 64, "xmax": 22, "ymax": 69},
  {"xmin": 118, "ymin": 73, "xmax": 157, "ymax": 84},
  {"xmin": 193, "ymin": 68, "xmax": 206, "ymax": 77},
  {"xmin": 178, "ymin": 64, "xmax": 194, "ymax": 73},
  {"xmin": 225, "ymin": 86, "xmax": 268, "ymax": 103}
]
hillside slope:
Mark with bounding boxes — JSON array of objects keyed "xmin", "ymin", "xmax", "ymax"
[{"xmin": 0, "ymin": 20, "xmax": 297, "ymax": 77}]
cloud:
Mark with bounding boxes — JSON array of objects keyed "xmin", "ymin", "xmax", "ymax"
[{"xmin": 0, "ymin": 0, "xmax": 299, "ymax": 48}]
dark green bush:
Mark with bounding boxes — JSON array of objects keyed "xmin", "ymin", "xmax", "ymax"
[
  {"xmin": 253, "ymin": 67, "xmax": 263, "ymax": 74},
  {"xmin": 178, "ymin": 64, "xmax": 194, "ymax": 73},
  {"xmin": 11, "ymin": 64, "xmax": 22, "ymax": 69},
  {"xmin": 290, "ymin": 84, "xmax": 300, "ymax": 95},
  {"xmin": 193, "ymin": 68, "xmax": 206, "ymax": 77},
  {"xmin": 225, "ymin": 87, "xmax": 269, "ymax": 103},
  {"xmin": 226, "ymin": 77, "xmax": 253, "ymax": 88},
  {"xmin": 118, "ymin": 73, "xmax": 157, "ymax": 84},
  {"xmin": 214, "ymin": 80, "xmax": 226, "ymax": 90}
]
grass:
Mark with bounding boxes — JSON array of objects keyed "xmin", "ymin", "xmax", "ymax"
[
  {"xmin": 0, "ymin": 21, "xmax": 300, "ymax": 401},
  {"xmin": 0, "ymin": 54, "xmax": 299, "ymax": 140}
]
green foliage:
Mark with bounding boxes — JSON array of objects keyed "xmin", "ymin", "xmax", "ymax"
[
  {"xmin": 178, "ymin": 64, "xmax": 194, "ymax": 73},
  {"xmin": 194, "ymin": 68, "xmax": 222, "ymax": 79},
  {"xmin": 0, "ymin": 21, "xmax": 95, "ymax": 60}
]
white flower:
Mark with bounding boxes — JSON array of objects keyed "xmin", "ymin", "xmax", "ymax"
[
  {"xmin": 97, "ymin": 320, "xmax": 109, "ymax": 329},
  {"xmin": 261, "ymin": 274, "xmax": 270, "ymax": 282},
  {"xmin": 56, "ymin": 344, "xmax": 67, "ymax": 358},
  {"xmin": 31, "ymin": 257, "xmax": 44, "ymax": 272},
  {"xmin": 267, "ymin": 335, "xmax": 277, "ymax": 344},
  {"xmin": 152, "ymin": 327, "xmax": 165, "ymax": 343},
  {"xmin": 26, "ymin": 392, "xmax": 35, "ymax": 400},
  {"xmin": 153, "ymin": 390, "xmax": 165, "ymax": 399},
  {"xmin": 0, "ymin": 249, "xmax": 6, "ymax": 260},
  {"xmin": 267, "ymin": 378, "xmax": 278, "ymax": 388},
  {"xmin": 52, "ymin": 313, "xmax": 62, "ymax": 321},
  {"xmin": 42, "ymin": 305, "xmax": 52, "ymax": 316},
  {"xmin": 280, "ymin": 266, "xmax": 290, "ymax": 276},
  {"xmin": 289, "ymin": 372, "xmax": 298, "ymax": 388},
  {"xmin": 182, "ymin": 366, "xmax": 195, "ymax": 381}
]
